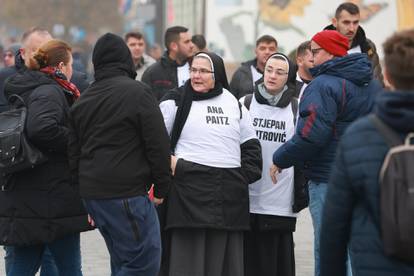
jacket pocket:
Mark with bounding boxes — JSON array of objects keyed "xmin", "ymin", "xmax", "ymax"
[{"xmin": 123, "ymin": 199, "xmax": 140, "ymax": 241}]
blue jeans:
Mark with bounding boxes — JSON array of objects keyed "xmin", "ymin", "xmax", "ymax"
[
  {"xmin": 3, "ymin": 247, "xmax": 58, "ymax": 276},
  {"xmin": 83, "ymin": 195, "xmax": 161, "ymax": 276},
  {"xmin": 308, "ymin": 181, "xmax": 352, "ymax": 276},
  {"xmin": 40, "ymin": 248, "xmax": 59, "ymax": 276},
  {"xmin": 308, "ymin": 181, "xmax": 328, "ymax": 276},
  {"xmin": 4, "ymin": 233, "xmax": 82, "ymax": 276}
]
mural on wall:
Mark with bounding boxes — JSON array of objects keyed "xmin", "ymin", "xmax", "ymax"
[
  {"xmin": 396, "ymin": 0, "xmax": 414, "ymax": 30},
  {"xmin": 118, "ymin": 0, "xmax": 163, "ymax": 47},
  {"xmin": 208, "ymin": 0, "xmax": 404, "ymax": 62},
  {"xmin": 258, "ymin": 0, "xmax": 311, "ymax": 36}
]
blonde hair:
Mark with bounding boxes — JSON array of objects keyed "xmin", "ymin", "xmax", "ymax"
[{"xmin": 28, "ymin": 39, "xmax": 72, "ymax": 70}]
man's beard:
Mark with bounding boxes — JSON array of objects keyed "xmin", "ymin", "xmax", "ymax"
[{"xmin": 176, "ymin": 51, "xmax": 190, "ymax": 65}]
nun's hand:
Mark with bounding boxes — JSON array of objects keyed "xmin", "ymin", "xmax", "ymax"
[
  {"xmin": 171, "ymin": 155, "xmax": 178, "ymax": 176},
  {"xmin": 270, "ymin": 164, "xmax": 282, "ymax": 184}
]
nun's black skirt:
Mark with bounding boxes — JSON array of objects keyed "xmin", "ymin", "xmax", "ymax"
[{"xmin": 159, "ymin": 228, "xmax": 244, "ymax": 276}]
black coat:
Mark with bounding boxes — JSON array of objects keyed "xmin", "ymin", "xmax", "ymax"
[
  {"xmin": 69, "ymin": 33, "xmax": 171, "ymax": 200},
  {"xmin": 229, "ymin": 59, "xmax": 256, "ymax": 99},
  {"xmin": 0, "ymin": 53, "xmax": 89, "ymax": 112},
  {"xmin": 141, "ymin": 51, "xmax": 181, "ymax": 101},
  {"xmin": 0, "ymin": 70, "xmax": 91, "ymax": 246}
]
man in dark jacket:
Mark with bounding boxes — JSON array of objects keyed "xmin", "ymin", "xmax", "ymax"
[
  {"xmin": 69, "ymin": 33, "xmax": 171, "ymax": 276},
  {"xmin": 271, "ymin": 30, "xmax": 381, "ymax": 276},
  {"xmin": 320, "ymin": 29, "xmax": 414, "ymax": 276},
  {"xmin": 142, "ymin": 26, "xmax": 193, "ymax": 101},
  {"xmin": 0, "ymin": 27, "xmax": 88, "ymax": 112},
  {"xmin": 230, "ymin": 35, "xmax": 277, "ymax": 99},
  {"xmin": 295, "ymin": 40, "xmax": 313, "ymax": 99},
  {"xmin": 325, "ymin": 2, "xmax": 383, "ymax": 85}
]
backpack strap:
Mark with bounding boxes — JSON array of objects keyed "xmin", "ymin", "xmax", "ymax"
[
  {"xmin": 238, "ymin": 101, "xmax": 242, "ymax": 119},
  {"xmin": 291, "ymin": 97, "xmax": 298, "ymax": 126},
  {"xmin": 369, "ymin": 114, "xmax": 402, "ymax": 147},
  {"xmin": 239, "ymin": 93, "xmax": 254, "ymax": 120},
  {"xmin": 243, "ymin": 94, "xmax": 253, "ymax": 110}
]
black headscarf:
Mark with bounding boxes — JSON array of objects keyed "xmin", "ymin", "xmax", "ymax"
[
  {"xmin": 92, "ymin": 33, "xmax": 137, "ymax": 81},
  {"xmin": 170, "ymin": 51, "xmax": 229, "ymax": 153}
]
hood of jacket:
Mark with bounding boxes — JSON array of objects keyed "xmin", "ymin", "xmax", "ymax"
[
  {"xmin": 4, "ymin": 70, "xmax": 56, "ymax": 103},
  {"xmin": 375, "ymin": 90, "xmax": 414, "ymax": 133},
  {"xmin": 92, "ymin": 33, "xmax": 137, "ymax": 81},
  {"xmin": 310, "ymin": 53, "xmax": 373, "ymax": 86}
]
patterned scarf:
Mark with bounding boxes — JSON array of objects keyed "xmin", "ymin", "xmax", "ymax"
[{"xmin": 40, "ymin": 66, "xmax": 80, "ymax": 100}]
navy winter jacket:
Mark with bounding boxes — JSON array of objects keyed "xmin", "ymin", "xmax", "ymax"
[
  {"xmin": 273, "ymin": 53, "xmax": 381, "ymax": 182},
  {"xmin": 320, "ymin": 91, "xmax": 414, "ymax": 276}
]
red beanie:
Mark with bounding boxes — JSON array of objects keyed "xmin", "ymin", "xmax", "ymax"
[{"xmin": 312, "ymin": 30, "xmax": 349, "ymax": 57}]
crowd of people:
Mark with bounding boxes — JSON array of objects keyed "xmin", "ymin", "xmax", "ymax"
[{"xmin": 0, "ymin": 2, "xmax": 414, "ymax": 276}]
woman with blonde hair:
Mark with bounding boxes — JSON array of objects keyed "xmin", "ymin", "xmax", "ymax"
[{"xmin": 0, "ymin": 39, "xmax": 91, "ymax": 276}]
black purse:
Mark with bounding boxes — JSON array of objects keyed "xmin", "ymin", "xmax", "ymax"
[{"xmin": 0, "ymin": 94, "xmax": 47, "ymax": 190}]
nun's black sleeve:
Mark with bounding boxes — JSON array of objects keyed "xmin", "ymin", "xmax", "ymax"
[{"xmin": 240, "ymin": 138, "xmax": 262, "ymax": 184}]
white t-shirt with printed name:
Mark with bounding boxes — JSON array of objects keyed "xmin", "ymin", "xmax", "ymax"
[
  {"xmin": 241, "ymin": 94, "xmax": 296, "ymax": 217},
  {"xmin": 160, "ymin": 89, "xmax": 257, "ymax": 168}
]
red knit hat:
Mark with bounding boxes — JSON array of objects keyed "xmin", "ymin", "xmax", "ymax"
[{"xmin": 312, "ymin": 30, "xmax": 349, "ymax": 57}]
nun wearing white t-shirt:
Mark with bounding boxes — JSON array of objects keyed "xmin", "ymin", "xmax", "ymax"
[
  {"xmin": 240, "ymin": 53, "xmax": 307, "ymax": 276},
  {"xmin": 159, "ymin": 51, "xmax": 262, "ymax": 276}
]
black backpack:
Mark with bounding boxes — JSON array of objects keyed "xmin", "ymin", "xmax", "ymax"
[
  {"xmin": 370, "ymin": 114, "xmax": 414, "ymax": 263},
  {"xmin": 0, "ymin": 94, "xmax": 47, "ymax": 191}
]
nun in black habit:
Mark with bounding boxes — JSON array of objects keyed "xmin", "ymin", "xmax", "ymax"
[{"xmin": 158, "ymin": 51, "xmax": 262, "ymax": 276}]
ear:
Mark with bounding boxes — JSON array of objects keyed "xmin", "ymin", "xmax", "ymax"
[
  {"xmin": 332, "ymin": 17, "xmax": 337, "ymax": 28},
  {"xmin": 57, "ymin": 61, "xmax": 65, "ymax": 70},
  {"xmin": 296, "ymin": 56, "xmax": 303, "ymax": 67},
  {"xmin": 383, "ymin": 67, "xmax": 395, "ymax": 90},
  {"xmin": 19, "ymin": 48, "xmax": 25, "ymax": 58},
  {"xmin": 170, "ymin": 41, "xmax": 178, "ymax": 53}
]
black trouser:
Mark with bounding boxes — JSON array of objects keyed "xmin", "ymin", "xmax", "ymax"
[{"xmin": 244, "ymin": 215, "xmax": 295, "ymax": 276}]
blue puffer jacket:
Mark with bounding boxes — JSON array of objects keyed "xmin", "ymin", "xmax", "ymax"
[
  {"xmin": 273, "ymin": 53, "xmax": 381, "ymax": 182},
  {"xmin": 320, "ymin": 91, "xmax": 414, "ymax": 276}
]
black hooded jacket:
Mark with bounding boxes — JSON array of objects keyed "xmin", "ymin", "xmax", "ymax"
[
  {"xmin": 229, "ymin": 58, "xmax": 258, "ymax": 99},
  {"xmin": 69, "ymin": 33, "xmax": 171, "ymax": 200},
  {"xmin": 141, "ymin": 51, "xmax": 183, "ymax": 101},
  {"xmin": 0, "ymin": 67, "xmax": 91, "ymax": 246}
]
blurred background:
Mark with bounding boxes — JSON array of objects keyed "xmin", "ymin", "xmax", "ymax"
[{"xmin": 1, "ymin": 0, "xmax": 414, "ymax": 77}]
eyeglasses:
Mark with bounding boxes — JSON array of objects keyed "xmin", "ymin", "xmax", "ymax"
[
  {"xmin": 311, "ymin": 48, "xmax": 323, "ymax": 56},
  {"xmin": 265, "ymin": 67, "xmax": 288, "ymax": 76},
  {"xmin": 190, "ymin": 67, "xmax": 214, "ymax": 75}
]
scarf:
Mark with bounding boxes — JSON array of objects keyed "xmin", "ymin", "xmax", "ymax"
[
  {"xmin": 258, "ymin": 83, "xmax": 288, "ymax": 106},
  {"xmin": 170, "ymin": 80, "xmax": 223, "ymax": 153},
  {"xmin": 40, "ymin": 66, "xmax": 80, "ymax": 100}
]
